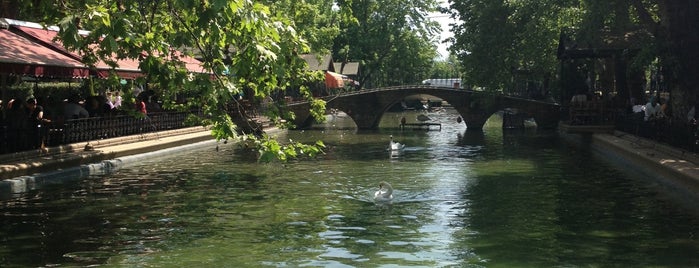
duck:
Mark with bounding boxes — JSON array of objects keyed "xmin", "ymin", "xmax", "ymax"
[
  {"xmin": 374, "ymin": 181, "xmax": 394, "ymax": 202},
  {"xmin": 389, "ymin": 135, "xmax": 405, "ymax": 151},
  {"xmin": 84, "ymin": 142, "xmax": 94, "ymax": 151}
]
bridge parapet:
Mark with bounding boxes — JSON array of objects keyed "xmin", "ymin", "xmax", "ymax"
[{"xmin": 284, "ymin": 86, "xmax": 560, "ymax": 130}]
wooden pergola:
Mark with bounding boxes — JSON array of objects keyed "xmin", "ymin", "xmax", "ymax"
[{"xmin": 556, "ymin": 28, "xmax": 652, "ymax": 107}]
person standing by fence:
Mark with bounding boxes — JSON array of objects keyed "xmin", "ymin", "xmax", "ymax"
[
  {"xmin": 25, "ymin": 98, "xmax": 49, "ymax": 150},
  {"xmin": 135, "ymin": 96, "xmax": 147, "ymax": 116}
]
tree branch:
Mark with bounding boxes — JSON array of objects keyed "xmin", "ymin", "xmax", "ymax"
[{"xmin": 629, "ymin": 0, "xmax": 660, "ymax": 33}]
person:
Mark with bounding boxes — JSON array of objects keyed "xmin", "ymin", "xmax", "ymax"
[
  {"xmin": 688, "ymin": 105, "xmax": 696, "ymax": 125},
  {"xmin": 105, "ymin": 92, "xmax": 115, "ymax": 110},
  {"xmin": 25, "ymin": 98, "xmax": 48, "ymax": 149},
  {"xmin": 657, "ymin": 98, "xmax": 668, "ymax": 119},
  {"xmin": 570, "ymin": 91, "xmax": 587, "ymax": 104},
  {"xmin": 85, "ymin": 96, "xmax": 101, "ymax": 117},
  {"xmin": 5, "ymin": 99, "xmax": 26, "ymax": 151},
  {"xmin": 112, "ymin": 91, "xmax": 123, "ymax": 108},
  {"xmin": 63, "ymin": 96, "xmax": 89, "ymax": 119},
  {"xmin": 135, "ymin": 96, "xmax": 147, "ymax": 115},
  {"xmin": 644, "ymin": 97, "xmax": 657, "ymax": 121}
]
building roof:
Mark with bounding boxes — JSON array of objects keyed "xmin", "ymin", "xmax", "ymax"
[
  {"xmin": 301, "ymin": 53, "xmax": 333, "ymax": 71},
  {"xmin": 2, "ymin": 18, "xmax": 205, "ymax": 78},
  {"xmin": 333, "ymin": 62, "xmax": 360, "ymax": 76},
  {"xmin": 0, "ymin": 21, "xmax": 89, "ymax": 78}
]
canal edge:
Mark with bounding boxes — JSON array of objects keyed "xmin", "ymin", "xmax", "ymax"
[{"xmin": 563, "ymin": 130, "xmax": 699, "ymax": 199}]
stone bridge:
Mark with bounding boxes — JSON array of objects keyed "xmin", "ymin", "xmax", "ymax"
[{"xmin": 285, "ymin": 85, "xmax": 561, "ymax": 130}]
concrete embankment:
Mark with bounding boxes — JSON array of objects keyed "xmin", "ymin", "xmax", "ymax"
[
  {"xmin": 562, "ymin": 130, "xmax": 699, "ymax": 198},
  {"xmin": 0, "ymin": 127, "xmax": 216, "ymax": 198}
]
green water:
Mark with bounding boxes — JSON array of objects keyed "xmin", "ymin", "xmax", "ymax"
[{"xmin": 1, "ymin": 109, "xmax": 698, "ymax": 267}]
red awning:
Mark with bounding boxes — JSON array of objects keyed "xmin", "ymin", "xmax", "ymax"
[
  {"xmin": 13, "ymin": 23, "xmax": 206, "ymax": 78},
  {"xmin": 325, "ymin": 71, "xmax": 345, "ymax": 89},
  {"xmin": 169, "ymin": 49, "xmax": 207, "ymax": 74},
  {"xmin": 0, "ymin": 27, "xmax": 89, "ymax": 78},
  {"xmin": 12, "ymin": 25, "xmax": 142, "ymax": 78}
]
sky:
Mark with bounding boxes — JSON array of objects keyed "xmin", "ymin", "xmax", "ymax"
[{"xmin": 429, "ymin": 0, "xmax": 457, "ymax": 59}]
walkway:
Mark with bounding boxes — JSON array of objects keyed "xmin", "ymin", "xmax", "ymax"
[
  {"xmin": 0, "ymin": 126, "xmax": 214, "ymax": 181},
  {"xmin": 588, "ymin": 131, "xmax": 699, "ymax": 193}
]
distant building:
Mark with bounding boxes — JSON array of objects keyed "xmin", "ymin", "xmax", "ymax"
[
  {"xmin": 421, "ymin": 78, "xmax": 462, "ymax": 89},
  {"xmin": 300, "ymin": 54, "xmax": 334, "ymax": 72}
]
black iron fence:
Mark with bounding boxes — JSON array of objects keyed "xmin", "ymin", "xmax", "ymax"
[
  {"xmin": 563, "ymin": 101, "xmax": 698, "ymax": 153},
  {"xmin": 615, "ymin": 112, "xmax": 699, "ymax": 153},
  {"xmin": 1, "ymin": 111, "xmax": 199, "ymax": 154},
  {"xmin": 57, "ymin": 111, "xmax": 194, "ymax": 144}
]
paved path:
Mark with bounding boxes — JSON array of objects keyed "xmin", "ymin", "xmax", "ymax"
[
  {"xmin": 589, "ymin": 131, "xmax": 699, "ymax": 193},
  {"xmin": 0, "ymin": 127, "xmax": 214, "ymax": 181}
]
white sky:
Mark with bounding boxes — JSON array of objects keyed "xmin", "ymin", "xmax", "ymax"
[{"xmin": 429, "ymin": 0, "xmax": 457, "ymax": 59}]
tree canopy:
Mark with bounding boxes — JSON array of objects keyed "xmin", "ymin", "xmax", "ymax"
[
  {"xmin": 449, "ymin": 0, "xmax": 581, "ymax": 92},
  {"xmin": 332, "ymin": 0, "xmax": 442, "ymax": 88},
  {"xmin": 448, "ymin": 0, "xmax": 699, "ymax": 118},
  {"xmin": 4, "ymin": 0, "xmax": 342, "ymax": 161}
]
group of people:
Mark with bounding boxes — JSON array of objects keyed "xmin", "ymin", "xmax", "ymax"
[
  {"xmin": 0, "ymin": 91, "xmax": 134, "ymax": 153},
  {"xmin": 0, "ymin": 97, "xmax": 50, "ymax": 151},
  {"xmin": 629, "ymin": 96, "xmax": 668, "ymax": 122}
]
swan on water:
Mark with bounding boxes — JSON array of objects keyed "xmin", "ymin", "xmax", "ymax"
[
  {"xmin": 389, "ymin": 135, "xmax": 405, "ymax": 151},
  {"xmin": 374, "ymin": 181, "xmax": 394, "ymax": 202}
]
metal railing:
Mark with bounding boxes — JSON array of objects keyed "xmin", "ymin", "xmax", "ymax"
[
  {"xmin": 0, "ymin": 111, "xmax": 199, "ymax": 154},
  {"xmin": 615, "ymin": 112, "xmax": 699, "ymax": 153},
  {"xmin": 56, "ymin": 111, "xmax": 195, "ymax": 144}
]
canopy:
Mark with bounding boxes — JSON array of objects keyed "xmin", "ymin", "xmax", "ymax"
[
  {"xmin": 325, "ymin": 71, "xmax": 345, "ymax": 89},
  {"xmin": 8, "ymin": 19, "xmax": 206, "ymax": 78},
  {"xmin": 0, "ymin": 27, "xmax": 89, "ymax": 78},
  {"xmin": 12, "ymin": 24, "xmax": 142, "ymax": 78}
]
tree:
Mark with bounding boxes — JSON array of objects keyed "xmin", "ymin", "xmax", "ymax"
[
  {"xmin": 449, "ymin": 0, "xmax": 699, "ymax": 122},
  {"xmin": 333, "ymin": 0, "xmax": 442, "ymax": 88},
  {"xmin": 428, "ymin": 54, "xmax": 462, "ymax": 80},
  {"xmin": 449, "ymin": 0, "xmax": 581, "ymax": 93},
  {"xmin": 630, "ymin": 0, "xmax": 699, "ymax": 121},
  {"xmin": 260, "ymin": 0, "xmax": 352, "ymax": 56},
  {"xmin": 8, "ymin": 0, "xmax": 338, "ymax": 161}
]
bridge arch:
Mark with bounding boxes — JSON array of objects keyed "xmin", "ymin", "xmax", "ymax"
[{"xmin": 285, "ymin": 86, "xmax": 560, "ymax": 130}]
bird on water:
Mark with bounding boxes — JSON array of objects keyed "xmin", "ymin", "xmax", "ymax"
[
  {"xmin": 374, "ymin": 181, "xmax": 394, "ymax": 202},
  {"xmin": 389, "ymin": 135, "xmax": 405, "ymax": 151}
]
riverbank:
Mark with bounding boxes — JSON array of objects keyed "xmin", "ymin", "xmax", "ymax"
[
  {"xmin": 0, "ymin": 126, "xmax": 213, "ymax": 179},
  {"xmin": 562, "ymin": 130, "xmax": 699, "ymax": 197},
  {"xmin": 0, "ymin": 126, "xmax": 216, "ymax": 198},
  {"xmin": 0, "ymin": 123, "xmax": 285, "ymax": 198}
]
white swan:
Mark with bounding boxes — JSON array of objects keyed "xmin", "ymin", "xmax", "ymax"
[
  {"xmin": 389, "ymin": 135, "xmax": 405, "ymax": 151},
  {"xmin": 374, "ymin": 181, "xmax": 394, "ymax": 202}
]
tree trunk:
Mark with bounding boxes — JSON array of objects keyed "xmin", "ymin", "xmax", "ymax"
[{"xmin": 658, "ymin": 0, "xmax": 699, "ymax": 121}]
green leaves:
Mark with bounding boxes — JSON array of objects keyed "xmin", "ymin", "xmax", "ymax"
[
  {"xmin": 450, "ymin": 0, "xmax": 580, "ymax": 91},
  {"xmin": 256, "ymin": 136, "xmax": 326, "ymax": 163},
  {"xmin": 333, "ymin": 0, "xmax": 441, "ymax": 87},
  {"xmin": 28, "ymin": 0, "xmax": 332, "ymax": 161}
]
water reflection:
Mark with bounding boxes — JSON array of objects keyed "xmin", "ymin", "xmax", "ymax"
[{"xmin": 1, "ymin": 109, "xmax": 698, "ymax": 267}]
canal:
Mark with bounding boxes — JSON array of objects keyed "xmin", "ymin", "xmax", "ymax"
[{"xmin": 1, "ymin": 109, "xmax": 698, "ymax": 267}]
